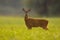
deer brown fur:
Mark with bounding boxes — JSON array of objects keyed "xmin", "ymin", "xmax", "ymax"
[{"xmin": 22, "ymin": 8, "xmax": 48, "ymax": 30}]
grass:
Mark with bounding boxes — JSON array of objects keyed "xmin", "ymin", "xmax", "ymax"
[{"xmin": 0, "ymin": 16, "xmax": 60, "ymax": 40}]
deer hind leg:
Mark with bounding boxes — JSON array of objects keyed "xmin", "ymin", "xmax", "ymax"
[
  {"xmin": 43, "ymin": 26, "xmax": 48, "ymax": 30},
  {"xmin": 41, "ymin": 24, "xmax": 48, "ymax": 30},
  {"xmin": 42, "ymin": 25, "xmax": 48, "ymax": 30}
]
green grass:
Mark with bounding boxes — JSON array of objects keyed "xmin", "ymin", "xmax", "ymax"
[{"xmin": 0, "ymin": 16, "xmax": 60, "ymax": 40}]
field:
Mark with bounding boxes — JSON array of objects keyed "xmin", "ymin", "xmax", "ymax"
[{"xmin": 0, "ymin": 16, "xmax": 60, "ymax": 40}]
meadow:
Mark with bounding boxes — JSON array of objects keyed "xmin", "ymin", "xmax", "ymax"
[{"xmin": 0, "ymin": 16, "xmax": 60, "ymax": 40}]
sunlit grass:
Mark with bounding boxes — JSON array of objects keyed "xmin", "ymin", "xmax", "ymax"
[{"xmin": 0, "ymin": 16, "xmax": 60, "ymax": 40}]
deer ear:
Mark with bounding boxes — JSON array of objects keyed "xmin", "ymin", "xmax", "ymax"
[
  {"xmin": 28, "ymin": 9, "xmax": 31, "ymax": 12},
  {"xmin": 22, "ymin": 8, "xmax": 25, "ymax": 11}
]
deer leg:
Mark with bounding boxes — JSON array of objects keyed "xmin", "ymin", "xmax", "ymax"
[
  {"xmin": 26, "ymin": 25, "xmax": 32, "ymax": 29},
  {"xmin": 27, "ymin": 26, "xmax": 32, "ymax": 29},
  {"xmin": 41, "ymin": 23, "xmax": 48, "ymax": 30},
  {"xmin": 42, "ymin": 26, "xmax": 48, "ymax": 30},
  {"xmin": 44, "ymin": 24, "xmax": 48, "ymax": 30}
]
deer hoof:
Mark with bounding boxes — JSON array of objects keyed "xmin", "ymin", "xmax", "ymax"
[
  {"xmin": 28, "ymin": 27, "xmax": 32, "ymax": 29},
  {"xmin": 45, "ymin": 28, "xmax": 48, "ymax": 30}
]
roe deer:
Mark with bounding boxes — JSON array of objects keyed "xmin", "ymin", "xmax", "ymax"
[{"xmin": 22, "ymin": 8, "xmax": 48, "ymax": 30}]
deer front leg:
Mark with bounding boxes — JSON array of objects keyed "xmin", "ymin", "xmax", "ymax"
[
  {"xmin": 27, "ymin": 26, "xmax": 32, "ymax": 29},
  {"xmin": 26, "ymin": 24, "xmax": 32, "ymax": 29}
]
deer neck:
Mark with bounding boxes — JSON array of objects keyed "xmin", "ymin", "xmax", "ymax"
[{"xmin": 25, "ymin": 13, "xmax": 28, "ymax": 20}]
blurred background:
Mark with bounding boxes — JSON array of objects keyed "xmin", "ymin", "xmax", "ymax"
[{"xmin": 0, "ymin": 0, "xmax": 60, "ymax": 17}]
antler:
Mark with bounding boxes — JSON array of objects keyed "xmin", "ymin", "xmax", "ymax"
[{"xmin": 22, "ymin": 8, "xmax": 31, "ymax": 13}]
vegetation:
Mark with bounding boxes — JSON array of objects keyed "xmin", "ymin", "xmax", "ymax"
[
  {"xmin": 0, "ymin": 0, "xmax": 60, "ymax": 17},
  {"xmin": 28, "ymin": 0, "xmax": 60, "ymax": 16},
  {"xmin": 0, "ymin": 16, "xmax": 60, "ymax": 40}
]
